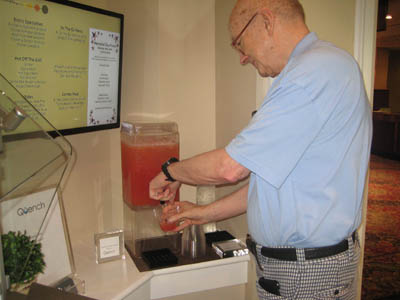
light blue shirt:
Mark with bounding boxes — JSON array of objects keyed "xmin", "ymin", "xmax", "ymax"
[{"xmin": 226, "ymin": 33, "xmax": 372, "ymax": 248}]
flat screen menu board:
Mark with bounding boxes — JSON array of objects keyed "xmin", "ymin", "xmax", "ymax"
[{"xmin": 0, "ymin": 0, "xmax": 124, "ymax": 136}]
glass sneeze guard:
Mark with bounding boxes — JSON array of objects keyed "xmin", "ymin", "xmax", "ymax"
[{"xmin": 0, "ymin": 73, "xmax": 73, "ymax": 298}]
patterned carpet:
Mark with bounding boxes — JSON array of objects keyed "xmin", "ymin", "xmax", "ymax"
[{"xmin": 362, "ymin": 155, "xmax": 400, "ymax": 300}]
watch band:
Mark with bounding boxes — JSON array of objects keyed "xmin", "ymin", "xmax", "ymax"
[{"xmin": 161, "ymin": 157, "xmax": 179, "ymax": 182}]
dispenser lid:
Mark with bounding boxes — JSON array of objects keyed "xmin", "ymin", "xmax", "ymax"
[{"xmin": 121, "ymin": 120, "xmax": 178, "ymax": 136}]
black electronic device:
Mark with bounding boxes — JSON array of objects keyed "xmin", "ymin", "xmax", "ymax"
[
  {"xmin": 205, "ymin": 230, "xmax": 235, "ymax": 246},
  {"xmin": 258, "ymin": 278, "xmax": 281, "ymax": 296}
]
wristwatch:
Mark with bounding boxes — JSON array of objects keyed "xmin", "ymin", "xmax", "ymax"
[{"xmin": 161, "ymin": 157, "xmax": 179, "ymax": 182}]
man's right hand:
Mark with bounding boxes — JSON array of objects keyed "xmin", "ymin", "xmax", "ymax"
[
  {"xmin": 149, "ymin": 173, "xmax": 181, "ymax": 203},
  {"xmin": 162, "ymin": 201, "xmax": 210, "ymax": 232}
]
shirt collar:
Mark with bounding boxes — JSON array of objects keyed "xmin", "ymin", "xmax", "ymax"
[
  {"xmin": 289, "ymin": 32, "xmax": 318, "ymax": 60},
  {"xmin": 264, "ymin": 32, "xmax": 318, "ymax": 104}
]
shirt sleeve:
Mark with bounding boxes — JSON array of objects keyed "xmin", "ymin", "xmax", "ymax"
[{"xmin": 226, "ymin": 82, "xmax": 322, "ymax": 188}]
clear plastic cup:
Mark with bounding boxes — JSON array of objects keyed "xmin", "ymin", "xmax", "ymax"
[
  {"xmin": 181, "ymin": 224, "xmax": 206, "ymax": 258},
  {"xmin": 153, "ymin": 202, "xmax": 179, "ymax": 233}
]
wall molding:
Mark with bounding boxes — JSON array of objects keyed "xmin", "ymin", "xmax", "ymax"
[
  {"xmin": 354, "ymin": 0, "xmax": 378, "ymax": 102},
  {"xmin": 353, "ymin": 1, "xmax": 378, "ymax": 299}
]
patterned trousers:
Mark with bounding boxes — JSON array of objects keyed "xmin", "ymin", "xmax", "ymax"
[{"xmin": 253, "ymin": 235, "xmax": 360, "ymax": 300}]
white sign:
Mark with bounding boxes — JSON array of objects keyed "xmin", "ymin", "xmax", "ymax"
[
  {"xmin": 0, "ymin": 188, "xmax": 73, "ymax": 285},
  {"xmin": 94, "ymin": 230, "xmax": 124, "ymax": 264},
  {"xmin": 87, "ymin": 28, "xmax": 120, "ymax": 126},
  {"xmin": 99, "ymin": 236, "xmax": 120, "ymax": 259}
]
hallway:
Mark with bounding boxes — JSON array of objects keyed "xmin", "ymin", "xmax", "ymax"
[{"xmin": 362, "ymin": 155, "xmax": 400, "ymax": 299}]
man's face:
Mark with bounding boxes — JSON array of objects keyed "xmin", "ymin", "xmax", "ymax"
[{"xmin": 230, "ymin": 12, "xmax": 280, "ymax": 78}]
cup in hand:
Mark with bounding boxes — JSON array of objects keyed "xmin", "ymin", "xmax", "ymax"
[{"xmin": 153, "ymin": 202, "xmax": 179, "ymax": 233}]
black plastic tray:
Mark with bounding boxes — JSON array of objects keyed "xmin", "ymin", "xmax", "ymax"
[{"xmin": 142, "ymin": 248, "xmax": 178, "ymax": 269}]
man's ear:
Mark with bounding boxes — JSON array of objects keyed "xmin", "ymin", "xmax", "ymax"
[{"xmin": 259, "ymin": 7, "xmax": 275, "ymax": 35}]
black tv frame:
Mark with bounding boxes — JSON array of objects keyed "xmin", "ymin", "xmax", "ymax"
[{"xmin": 42, "ymin": 0, "xmax": 124, "ymax": 137}]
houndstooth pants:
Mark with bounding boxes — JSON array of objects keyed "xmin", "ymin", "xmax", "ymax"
[{"xmin": 253, "ymin": 235, "xmax": 360, "ymax": 300}]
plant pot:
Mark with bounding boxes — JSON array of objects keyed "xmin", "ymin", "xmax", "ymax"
[{"xmin": 10, "ymin": 276, "xmax": 38, "ymax": 295}]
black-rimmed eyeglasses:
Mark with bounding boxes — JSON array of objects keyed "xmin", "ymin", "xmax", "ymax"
[{"xmin": 231, "ymin": 13, "xmax": 258, "ymax": 54}]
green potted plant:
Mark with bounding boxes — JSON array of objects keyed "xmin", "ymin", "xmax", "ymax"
[{"xmin": 1, "ymin": 231, "xmax": 45, "ymax": 294}]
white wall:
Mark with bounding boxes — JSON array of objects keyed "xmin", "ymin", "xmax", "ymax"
[
  {"xmin": 158, "ymin": 0, "xmax": 216, "ymax": 197},
  {"xmin": 60, "ymin": 0, "xmax": 217, "ymax": 246},
  {"xmin": 301, "ymin": 0, "xmax": 355, "ymax": 55}
]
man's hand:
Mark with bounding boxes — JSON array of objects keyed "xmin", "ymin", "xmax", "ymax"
[
  {"xmin": 149, "ymin": 172, "xmax": 181, "ymax": 203},
  {"xmin": 162, "ymin": 201, "xmax": 209, "ymax": 232},
  {"xmin": 160, "ymin": 184, "xmax": 249, "ymax": 232}
]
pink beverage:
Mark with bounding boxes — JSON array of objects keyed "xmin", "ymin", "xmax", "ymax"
[
  {"xmin": 120, "ymin": 121, "xmax": 179, "ymax": 209},
  {"xmin": 159, "ymin": 220, "xmax": 178, "ymax": 232},
  {"xmin": 156, "ymin": 202, "xmax": 179, "ymax": 232}
]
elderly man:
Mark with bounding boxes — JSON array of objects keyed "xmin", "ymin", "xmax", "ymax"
[{"xmin": 149, "ymin": 0, "xmax": 372, "ymax": 299}]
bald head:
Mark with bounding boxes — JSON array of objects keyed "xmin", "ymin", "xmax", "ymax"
[
  {"xmin": 257, "ymin": 0, "xmax": 305, "ymax": 22},
  {"xmin": 230, "ymin": 0, "xmax": 305, "ymax": 29},
  {"xmin": 229, "ymin": 0, "xmax": 309, "ymax": 78}
]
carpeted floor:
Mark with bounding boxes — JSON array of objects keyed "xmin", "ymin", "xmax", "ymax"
[{"xmin": 362, "ymin": 155, "xmax": 400, "ymax": 300}]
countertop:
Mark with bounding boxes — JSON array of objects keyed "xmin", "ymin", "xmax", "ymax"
[{"xmin": 72, "ymin": 238, "xmax": 249, "ymax": 300}]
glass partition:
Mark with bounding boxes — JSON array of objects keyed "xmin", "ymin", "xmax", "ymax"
[{"xmin": 0, "ymin": 73, "xmax": 72, "ymax": 298}]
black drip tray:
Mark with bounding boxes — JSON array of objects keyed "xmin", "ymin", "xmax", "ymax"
[
  {"xmin": 127, "ymin": 233, "xmax": 223, "ymax": 272},
  {"xmin": 142, "ymin": 248, "xmax": 178, "ymax": 269}
]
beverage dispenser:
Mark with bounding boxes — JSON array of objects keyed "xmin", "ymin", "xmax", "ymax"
[{"xmin": 121, "ymin": 120, "xmax": 180, "ymax": 261}]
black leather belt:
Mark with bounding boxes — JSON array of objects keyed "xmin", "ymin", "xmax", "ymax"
[{"xmin": 246, "ymin": 232, "xmax": 356, "ymax": 263}]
